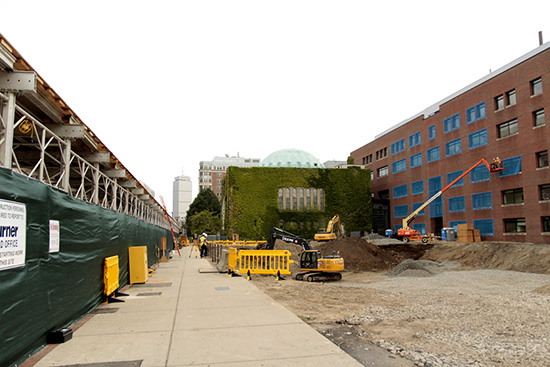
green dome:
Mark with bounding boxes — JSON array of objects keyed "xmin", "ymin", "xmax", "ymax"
[{"xmin": 261, "ymin": 148, "xmax": 325, "ymax": 168}]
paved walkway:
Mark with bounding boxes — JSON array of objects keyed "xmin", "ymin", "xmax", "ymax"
[{"xmin": 27, "ymin": 247, "xmax": 364, "ymax": 367}]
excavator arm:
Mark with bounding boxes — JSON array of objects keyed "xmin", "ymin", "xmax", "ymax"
[{"xmin": 267, "ymin": 227, "xmax": 312, "ymax": 250}]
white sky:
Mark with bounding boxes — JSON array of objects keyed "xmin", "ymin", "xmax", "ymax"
[{"xmin": 1, "ymin": 0, "xmax": 549, "ymax": 212}]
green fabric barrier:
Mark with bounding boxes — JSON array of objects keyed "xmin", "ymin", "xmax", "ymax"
[{"xmin": 0, "ymin": 167, "xmax": 173, "ymax": 367}]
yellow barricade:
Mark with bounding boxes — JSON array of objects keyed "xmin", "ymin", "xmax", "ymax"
[
  {"xmin": 212, "ymin": 240, "xmax": 262, "ymax": 247},
  {"xmin": 104, "ymin": 255, "xmax": 119, "ymax": 296},
  {"xmin": 228, "ymin": 248, "xmax": 293, "ymax": 280}
]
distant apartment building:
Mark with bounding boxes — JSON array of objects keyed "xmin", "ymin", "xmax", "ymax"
[
  {"xmin": 351, "ymin": 42, "xmax": 550, "ymax": 244},
  {"xmin": 172, "ymin": 175, "xmax": 192, "ymax": 223},
  {"xmin": 199, "ymin": 154, "xmax": 261, "ymax": 198}
]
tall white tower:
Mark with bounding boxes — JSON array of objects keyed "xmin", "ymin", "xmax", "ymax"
[{"xmin": 172, "ymin": 175, "xmax": 192, "ymax": 223}]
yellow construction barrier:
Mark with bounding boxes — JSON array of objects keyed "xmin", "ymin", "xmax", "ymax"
[
  {"xmin": 104, "ymin": 255, "xmax": 119, "ymax": 296},
  {"xmin": 227, "ymin": 248, "xmax": 294, "ymax": 280},
  {"xmin": 212, "ymin": 240, "xmax": 262, "ymax": 247}
]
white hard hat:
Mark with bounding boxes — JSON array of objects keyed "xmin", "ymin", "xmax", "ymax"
[{"xmin": 202, "ymin": 233, "xmax": 207, "ymax": 237}]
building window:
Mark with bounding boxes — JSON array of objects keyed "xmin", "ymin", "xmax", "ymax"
[
  {"xmin": 410, "ymin": 152, "xmax": 423, "ymax": 168},
  {"xmin": 392, "ymin": 159, "xmax": 407, "ymax": 174},
  {"xmin": 363, "ymin": 154, "xmax": 373, "ymax": 165},
  {"xmin": 531, "ymin": 77, "xmax": 542, "ymax": 96},
  {"xmin": 279, "ymin": 187, "xmax": 324, "ymax": 212},
  {"xmin": 427, "ymin": 146, "xmax": 441, "ymax": 163},
  {"xmin": 429, "ymin": 125, "xmax": 436, "ymax": 140},
  {"xmin": 534, "ymin": 109, "xmax": 545, "ymax": 127},
  {"xmin": 495, "ymin": 95, "xmax": 504, "ymax": 110},
  {"xmin": 472, "ymin": 192, "xmax": 492, "ymax": 210},
  {"xmin": 470, "ymin": 165, "xmax": 491, "ymax": 184},
  {"xmin": 466, "ymin": 101, "xmax": 487, "ymax": 124},
  {"xmin": 411, "ymin": 180, "xmax": 424, "ymax": 195},
  {"xmin": 443, "ymin": 113, "xmax": 461, "ymax": 134},
  {"xmin": 542, "ymin": 217, "xmax": 550, "ymax": 232},
  {"xmin": 393, "ymin": 204, "xmax": 409, "ymax": 218},
  {"xmin": 498, "ymin": 156, "xmax": 522, "ymax": 177},
  {"xmin": 377, "ymin": 166, "xmax": 389, "ymax": 177},
  {"xmin": 445, "ymin": 138, "xmax": 462, "ymax": 157},
  {"xmin": 447, "ymin": 170, "xmax": 464, "ymax": 188},
  {"xmin": 468, "ymin": 128, "xmax": 488, "ymax": 150},
  {"xmin": 450, "ymin": 220, "xmax": 467, "ymax": 233},
  {"xmin": 412, "ymin": 202, "xmax": 425, "ymax": 216},
  {"xmin": 376, "ymin": 147, "xmax": 388, "ymax": 160},
  {"xmin": 504, "ymin": 218, "xmax": 526, "ymax": 233},
  {"xmin": 391, "ymin": 139, "xmax": 406, "ymax": 155},
  {"xmin": 506, "ymin": 89, "xmax": 516, "ymax": 106},
  {"xmin": 537, "ymin": 150, "xmax": 548, "ymax": 168},
  {"xmin": 502, "ymin": 188, "xmax": 523, "ymax": 205},
  {"xmin": 498, "ymin": 119, "xmax": 518, "ymax": 138},
  {"xmin": 409, "ymin": 132, "xmax": 421, "ymax": 148},
  {"xmin": 393, "ymin": 184, "xmax": 408, "ymax": 199},
  {"xmin": 448, "ymin": 196, "xmax": 466, "ymax": 213},
  {"xmin": 412, "ymin": 223, "xmax": 426, "ymax": 235},
  {"xmin": 474, "ymin": 219, "xmax": 494, "ymax": 236},
  {"xmin": 428, "ymin": 176, "xmax": 443, "ymax": 218},
  {"xmin": 540, "ymin": 184, "xmax": 550, "ymax": 201}
]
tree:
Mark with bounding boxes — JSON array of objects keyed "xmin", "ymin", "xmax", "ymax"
[
  {"xmin": 186, "ymin": 188, "xmax": 222, "ymax": 235},
  {"xmin": 347, "ymin": 156, "xmax": 355, "ymax": 164},
  {"xmin": 186, "ymin": 188, "xmax": 221, "ymax": 218}
]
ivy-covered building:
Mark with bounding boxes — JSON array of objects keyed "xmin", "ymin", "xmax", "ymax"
[{"xmin": 222, "ymin": 165, "xmax": 372, "ymax": 240}]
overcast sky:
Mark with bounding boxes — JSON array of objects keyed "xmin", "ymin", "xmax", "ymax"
[{"xmin": 1, "ymin": 0, "xmax": 549, "ymax": 212}]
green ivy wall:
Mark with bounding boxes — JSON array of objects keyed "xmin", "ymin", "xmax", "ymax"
[{"xmin": 223, "ymin": 166, "xmax": 372, "ymax": 240}]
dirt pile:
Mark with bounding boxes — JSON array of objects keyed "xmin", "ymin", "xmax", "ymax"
[
  {"xmin": 421, "ymin": 242, "xmax": 550, "ymax": 274},
  {"xmin": 313, "ymin": 237, "xmax": 397, "ymax": 271}
]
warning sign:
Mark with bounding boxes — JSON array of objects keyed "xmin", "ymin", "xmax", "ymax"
[{"xmin": 0, "ymin": 199, "xmax": 26, "ymax": 271}]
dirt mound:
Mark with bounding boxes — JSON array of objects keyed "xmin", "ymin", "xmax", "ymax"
[
  {"xmin": 314, "ymin": 237, "xmax": 397, "ymax": 271},
  {"xmin": 422, "ymin": 242, "xmax": 550, "ymax": 274}
]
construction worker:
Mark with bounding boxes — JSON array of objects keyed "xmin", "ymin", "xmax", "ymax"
[{"xmin": 200, "ymin": 233, "xmax": 208, "ymax": 258}]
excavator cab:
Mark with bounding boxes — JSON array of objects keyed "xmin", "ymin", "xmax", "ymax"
[{"xmin": 300, "ymin": 250, "xmax": 320, "ymax": 269}]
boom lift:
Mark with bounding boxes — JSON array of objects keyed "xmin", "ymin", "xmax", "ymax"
[
  {"xmin": 314, "ymin": 215, "xmax": 344, "ymax": 241},
  {"xmin": 397, "ymin": 158, "xmax": 504, "ymax": 243},
  {"xmin": 267, "ymin": 227, "xmax": 344, "ymax": 281}
]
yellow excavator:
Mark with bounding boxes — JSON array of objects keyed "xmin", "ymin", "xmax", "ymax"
[
  {"xmin": 314, "ymin": 215, "xmax": 343, "ymax": 241},
  {"xmin": 267, "ymin": 227, "xmax": 344, "ymax": 281}
]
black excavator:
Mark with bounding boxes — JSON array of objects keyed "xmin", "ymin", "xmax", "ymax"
[{"xmin": 266, "ymin": 227, "xmax": 344, "ymax": 282}]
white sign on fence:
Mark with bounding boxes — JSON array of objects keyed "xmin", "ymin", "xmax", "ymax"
[
  {"xmin": 49, "ymin": 220, "xmax": 60, "ymax": 253},
  {"xmin": 0, "ymin": 199, "xmax": 26, "ymax": 271}
]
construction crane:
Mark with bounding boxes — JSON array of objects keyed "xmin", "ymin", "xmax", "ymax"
[
  {"xmin": 314, "ymin": 215, "xmax": 343, "ymax": 241},
  {"xmin": 267, "ymin": 227, "xmax": 344, "ymax": 281},
  {"xmin": 397, "ymin": 158, "xmax": 504, "ymax": 243}
]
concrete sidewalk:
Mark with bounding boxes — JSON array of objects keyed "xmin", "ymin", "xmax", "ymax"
[{"xmin": 28, "ymin": 246, "xmax": 364, "ymax": 367}]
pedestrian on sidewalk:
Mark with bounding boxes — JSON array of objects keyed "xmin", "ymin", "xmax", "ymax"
[{"xmin": 200, "ymin": 233, "xmax": 208, "ymax": 258}]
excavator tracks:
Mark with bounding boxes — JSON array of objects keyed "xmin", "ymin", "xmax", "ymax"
[{"xmin": 295, "ymin": 271, "xmax": 342, "ymax": 282}]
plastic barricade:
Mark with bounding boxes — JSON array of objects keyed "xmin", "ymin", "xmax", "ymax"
[{"xmin": 227, "ymin": 248, "xmax": 294, "ymax": 280}]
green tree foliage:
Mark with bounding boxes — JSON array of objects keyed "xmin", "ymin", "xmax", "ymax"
[
  {"xmin": 187, "ymin": 211, "xmax": 221, "ymax": 236},
  {"xmin": 187, "ymin": 188, "xmax": 221, "ymax": 218},
  {"xmin": 186, "ymin": 188, "xmax": 222, "ymax": 235},
  {"xmin": 347, "ymin": 156, "xmax": 355, "ymax": 164}
]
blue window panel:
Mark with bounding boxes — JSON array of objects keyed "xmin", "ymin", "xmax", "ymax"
[
  {"xmin": 449, "ymin": 220, "xmax": 466, "ymax": 233},
  {"xmin": 413, "ymin": 223, "xmax": 426, "ymax": 235},
  {"xmin": 444, "ymin": 113, "xmax": 461, "ymax": 134},
  {"xmin": 410, "ymin": 152, "xmax": 423, "ymax": 168},
  {"xmin": 394, "ymin": 204, "xmax": 409, "ymax": 218},
  {"xmin": 472, "ymin": 192, "xmax": 493, "ymax": 210},
  {"xmin": 448, "ymin": 196, "xmax": 466, "ymax": 213},
  {"xmin": 392, "ymin": 158, "xmax": 407, "ymax": 174},
  {"xmin": 391, "ymin": 139, "xmax": 406, "ymax": 155},
  {"xmin": 468, "ymin": 128, "xmax": 488, "ymax": 150},
  {"xmin": 412, "ymin": 202, "xmax": 425, "ymax": 216},
  {"xmin": 427, "ymin": 146, "xmax": 441, "ymax": 163},
  {"xmin": 409, "ymin": 132, "xmax": 421, "ymax": 148},
  {"xmin": 393, "ymin": 184, "xmax": 408, "ymax": 198},
  {"xmin": 498, "ymin": 155, "xmax": 522, "ymax": 177},
  {"xmin": 428, "ymin": 176, "xmax": 443, "ymax": 218},
  {"xmin": 470, "ymin": 165, "xmax": 491, "ymax": 183},
  {"xmin": 474, "ymin": 218, "xmax": 494, "ymax": 236},
  {"xmin": 447, "ymin": 170, "xmax": 464, "ymax": 188},
  {"xmin": 411, "ymin": 180, "xmax": 424, "ymax": 195},
  {"xmin": 445, "ymin": 138, "xmax": 462, "ymax": 157},
  {"xmin": 466, "ymin": 102, "xmax": 487, "ymax": 124},
  {"xmin": 394, "ymin": 224, "xmax": 403, "ymax": 233},
  {"xmin": 429, "ymin": 125, "xmax": 436, "ymax": 140}
]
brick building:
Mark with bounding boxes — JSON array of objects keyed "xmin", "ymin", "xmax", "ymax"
[{"xmin": 351, "ymin": 43, "xmax": 550, "ymax": 244}]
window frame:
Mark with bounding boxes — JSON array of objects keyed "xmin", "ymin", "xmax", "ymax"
[
  {"xmin": 474, "ymin": 218, "xmax": 494, "ymax": 236},
  {"xmin": 428, "ymin": 125, "xmax": 436, "ymax": 140},
  {"xmin": 472, "ymin": 192, "xmax": 493, "ymax": 210},
  {"xmin": 531, "ymin": 77, "xmax": 542, "ymax": 96},
  {"xmin": 506, "ymin": 89, "xmax": 516, "ymax": 106},
  {"xmin": 504, "ymin": 218, "xmax": 526, "ymax": 233},
  {"xmin": 502, "ymin": 188, "xmax": 524, "ymax": 205},
  {"xmin": 468, "ymin": 128, "xmax": 488, "ymax": 150},
  {"xmin": 426, "ymin": 146, "xmax": 441, "ymax": 163},
  {"xmin": 446, "ymin": 170, "xmax": 464, "ymax": 188},
  {"xmin": 536, "ymin": 150, "xmax": 548, "ymax": 168},
  {"xmin": 377, "ymin": 165, "xmax": 389, "ymax": 177},
  {"xmin": 443, "ymin": 113, "xmax": 461, "ymax": 134},
  {"xmin": 466, "ymin": 101, "xmax": 487, "ymax": 124},
  {"xmin": 498, "ymin": 118, "xmax": 519, "ymax": 138},
  {"xmin": 540, "ymin": 184, "xmax": 550, "ymax": 201},
  {"xmin": 445, "ymin": 138, "xmax": 462, "ymax": 157},
  {"xmin": 495, "ymin": 94, "xmax": 504, "ymax": 110},
  {"xmin": 391, "ymin": 139, "xmax": 406, "ymax": 155},
  {"xmin": 392, "ymin": 184, "xmax": 408, "ymax": 199},
  {"xmin": 448, "ymin": 196, "xmax": 466, "ymax": 213},
  {"xmin": 392, "ymin": 159, "xmax": 407, "ymax": 174},
  {"xmin": 393, "ymin": 204, "xmax": 409, "ymax": 219},
  {"xmin": 534, "ymin": 109, "xmax": 545, "ymax": 127},
  {"xmin": 411, "ymin": 180, "xmax": 424, "ymax": 195},
  {"xmin": 409, "ymin": 131, "xmax": 421, "ymax": 148},
  {"xmin": 410, "ymin": 152, "xmax": 423, "ymax": 168}
]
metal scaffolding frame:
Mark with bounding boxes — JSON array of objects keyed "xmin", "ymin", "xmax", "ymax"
[{"xmin": 0, "ymin": 35, "xmax": 174, "ymax": 230}]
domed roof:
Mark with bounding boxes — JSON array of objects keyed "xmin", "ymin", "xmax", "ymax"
[{"xmin": 260, "ymin": 148, "xmax": 325, "ymax": 168}]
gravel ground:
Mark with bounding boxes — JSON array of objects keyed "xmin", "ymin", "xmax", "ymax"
[{"xmin": 334, "ymin": 269, "xmax": 550, "ymax": 367}]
